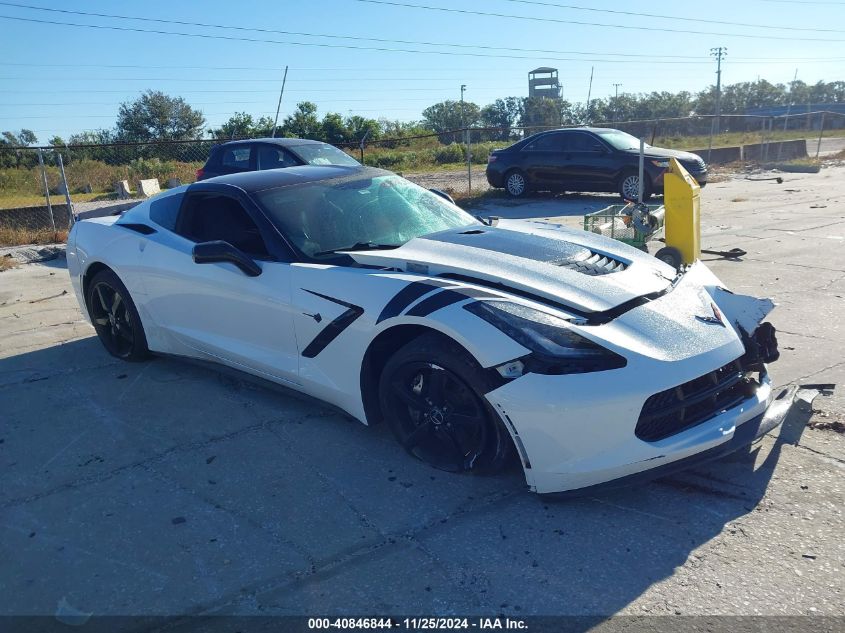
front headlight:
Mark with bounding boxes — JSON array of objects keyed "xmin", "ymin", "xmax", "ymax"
[
  {"xmin": 464, "ymin": 301, "xmax": 626, "ymax": 375},
  {"xmin": 650, "ymin": 159, "xmax": 670, "ymax": 168}
]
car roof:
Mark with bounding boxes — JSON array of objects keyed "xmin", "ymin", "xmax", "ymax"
[
  {"xmin": 538, "ymin": 127, "xmax": 621, "ymax": 135},
  {"xmin": 214, "ymin": 137, "xmax": 326, "ymax": 148},
  {"xmin": 194, "ymin": 165, "xmax": 388, "ymax": 193}
]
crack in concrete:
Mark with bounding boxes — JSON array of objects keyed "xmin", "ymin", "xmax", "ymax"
[
  {"xmin": 188, "ymin": 486, "xmax": 523, "ymax": 617},
  {"xmin": 145, "ymin": 465, "xmax": 320, "ymax": 572},
  {"xmin": 776, "ymin": 329, "xmax": 841, "ymax": 343},
  {"xmin": 739, "ymin": 255, "xmax": 845, "ymax": 273},
  {"xmin": 264, "ymin": 422, "xmax": 495, "ymax": 609},
  {"xmin": 791, "ymin": 359, "xmax": 845, "ymax": 384},
  {"xmin": 796, "ymin": 444, "xmax": 845, "ymax": 467},
  {"xmin": 0, "ymin": 360, "xmax": 120, "ymax": 389},
  {"xmin": 0, "ymin": 420, "xmax": 281, "ymax": 511}
]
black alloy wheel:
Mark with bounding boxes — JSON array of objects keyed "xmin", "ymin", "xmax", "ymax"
[
  {"xmin": 379, "ymin": 334, "xmax": 511, "ymax": 474},
  {"xmin": 86, "ymin": 270, "xmax": 149, "ymax": 361}
]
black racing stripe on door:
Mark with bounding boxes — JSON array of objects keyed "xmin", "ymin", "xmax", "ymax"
[
  {"xmin": 301, "ymin": 290, "xmax": 364, "ymax": 359},
  {"xmin": 376, "ymin": 279, "xmax": 453, "ymax": 324},
  {"xmin": 404, "ymin": 287, "xmax": 497, "ymax": 318}
]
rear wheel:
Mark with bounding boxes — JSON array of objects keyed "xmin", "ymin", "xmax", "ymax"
[
  {"xmin": 618, "ymin": 171, "xmax": 652, "ymax": 202},
  {"xmin": 505, "ymin": 169, "xmax": 528, "ymax": 197},
  {"xmin": 86, "ymin": 269, "xmax": 149, "ymax": 361},
  {"xmin": 379, "ymin": 334, "xmax": 511, "ymax": 474}
]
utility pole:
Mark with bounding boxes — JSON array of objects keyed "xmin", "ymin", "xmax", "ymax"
[
  {"xmin": 779, "ymin": 68, "xmax": 799, "ymax": 160},
  {"xmin": 710, "ymin": 47, "xmax": 726, "ymax": 135},
  {"xmin": 612, "ymin": 83, "xmax": 622, "ymax": 122},
  {"xmin": 461, "ymin": 84, "xmax": 471, "ymax": 192},
  {"xmin": 271, "ymin": 65, "xmax": 289, "ymax": 138}
]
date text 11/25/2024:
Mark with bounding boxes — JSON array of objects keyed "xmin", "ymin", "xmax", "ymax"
[{"xmin": 307, "ymin": 617, "xmax": 528, "ymax": 630}]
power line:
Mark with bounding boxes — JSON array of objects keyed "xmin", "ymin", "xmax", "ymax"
[
  {"xmin": 0, "ymin": 76, "xmax": 550, "ymax": 82},
  {"xmin": 0, "ymin": 98, "xmax": 453, "ymax": 106},
  {"xmin": 0, "ymin": 2, "xmax": 721, "ymax": 61},
  {"xmin": 757, "ymin": 0, "xmax": 845, "ymax": 4},
  {"xmin": 0, "ymin": 108, "xmax": 433, "ymax": 120},
  {"xmin": 3, "ymin": 11, "xmax": 843, "ymax": 66},
  {"xmin": 6, "ymin": 87, "xmax": 526, "ymax": 94},
  {"xmin": 0, "ymin": 112, "xmax": 278, "ymax": 120},
  {"xmin": 0, "ymin": 14, "xmax": 742, "ymax": 62},
  {"xmin": 351, "ymin": 0, "xmax": 845, "ymax": 41},
  {"xmin": 1, "ymin": 56, "xmax": 844, "ymax": 69},
  {"xmin": 497, "ymin": 0, "xmax": 845, "ymax": 33}
]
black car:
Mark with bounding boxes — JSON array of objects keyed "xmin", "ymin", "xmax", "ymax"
[
  {"xmin": 197, "ymin": 138, "xmax": 361, "ymax": 181},
  {"xmin": 485, "ymin": 127, "xmax": 707, "ymax": 200}
]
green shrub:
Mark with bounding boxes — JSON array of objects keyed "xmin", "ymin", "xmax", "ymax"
[{"xmin": 434, "ymin": 144, "xmax": 465, "ymax": 164}]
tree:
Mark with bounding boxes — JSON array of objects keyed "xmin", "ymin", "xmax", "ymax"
[
  {"xmin": 344, "ymin": 115, "xmax": 381, "ymax": 143},
  {"xmin": 68, "ymin": 129, "xmax": 115, "ymax": 145},
  {"xmin": 481, "ymin": 97, "xmax": 524, "ymax": 140},
  {"xmin": 281, "ymin": 101, "xmax": 322, "ymax": 139},
  {"xmin": 422, "ymin": 100, "xmax": 481, "ymax": 143},
  {"xmin": 1, "ymin": 129, "xmax": 38, "ymax": 146},
  {"xmin": 320, "ymin": 112, "xmax": 349, "ymax": 144},
  {"xmin": 115, "ymin": 90, "xmax": 205, "ymax": 141},
  {"xmin": 520, "ymin": 97, "xmax": 563, "ymax": 132},
  {"xmin": 211, "ymin": 112, "xmax": 275, "ymax": 140},
  {"xmin": 0, "ymin": 129, "xmax": 39, "ymax": 168}
]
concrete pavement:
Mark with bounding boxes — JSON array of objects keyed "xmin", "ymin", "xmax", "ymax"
[{"xmin": 1, "ymin": 166, "xmax": 843, "ymax": 621}]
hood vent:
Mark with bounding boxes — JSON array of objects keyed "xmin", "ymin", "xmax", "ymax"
[
  {"xmin": 421, "ymin": 228, "xmax": 628, "ymax": 276},
  {"xmin": 556, "ymin": 250, "xmax": 628, "ymax": 276}
]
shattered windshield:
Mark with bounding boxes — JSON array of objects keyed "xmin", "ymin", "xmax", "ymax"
[{"xmin": 255, "ymin": 174, "xmax": 479, "ymax": 258}]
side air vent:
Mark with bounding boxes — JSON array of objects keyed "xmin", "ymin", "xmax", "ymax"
[
  {"xmin": 557, "ymin": 250, "xmax": 627, "ymax": 276},
  {"xmin": 118, "ymin": 223, "xmax": 157, "ymax": 235}
]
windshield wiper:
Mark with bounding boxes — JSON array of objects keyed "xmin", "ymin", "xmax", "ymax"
[{"xmin": 313, "ymin": 242, "xmax": 400, "ymax": 257}]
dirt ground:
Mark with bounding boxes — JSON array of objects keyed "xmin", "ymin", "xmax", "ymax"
[{"xmin": 1, "ymin": 165, "xmax": 843, "ymax": 624}]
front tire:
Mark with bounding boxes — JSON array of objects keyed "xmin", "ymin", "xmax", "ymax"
[
  {"xmin": 504, "ymin": 169, "xmax": 528, "ymax": 197},
  {"xmin": 618, "ymin": 171, "xmax": 652, "ymax": 202},
  {"xmin": 379, "ymin": 334, "xmax": 511, "ymax": 474},
  {"xmin": 86, "ymin": 269, "xmax": 149, "ymax": 361}
]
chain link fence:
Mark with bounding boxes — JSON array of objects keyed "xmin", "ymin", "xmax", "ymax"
[{"xmin": 2, "ymin": 112, "xmax": 843, "ymax": 240}]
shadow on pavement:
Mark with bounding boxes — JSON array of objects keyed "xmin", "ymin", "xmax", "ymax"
[{"xmin": 0, "ymin": 334, "xmax": 813, "ymax": 619}]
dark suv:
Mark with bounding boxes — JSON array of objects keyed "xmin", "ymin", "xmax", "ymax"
[
  {"xmin": 197, "ymin": 138, "xmax": 361, "ymax": 181},
  {"xmin": 485, "ymin": 127, "xmax": 707, "ymax": 200}
]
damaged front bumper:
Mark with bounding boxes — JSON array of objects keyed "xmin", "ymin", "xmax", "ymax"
[
  {"xmin": 545, "ymin": 383, "xmax": 798, "ymax": 497},
  {"xmin": 485, "ymin": 262, "xmax": 792, "ymax": 496}
]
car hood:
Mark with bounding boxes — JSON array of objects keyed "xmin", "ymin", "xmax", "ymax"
[
  {"xmin": 623, "ymin": 146, "xmax": 704, "ymax": 164},
  {"xmin": 347, "ymin": 219, "xmax": 678, "ymax": 315}
]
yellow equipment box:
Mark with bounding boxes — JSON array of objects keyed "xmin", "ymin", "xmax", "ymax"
[{"xmin": 662, "ymin": 157, "xmax": 701, "ymax": 265}]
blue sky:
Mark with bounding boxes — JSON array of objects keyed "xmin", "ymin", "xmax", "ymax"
[{"xmin": 1, "ymin": 0, "xmax": 844, "ymax": 142}]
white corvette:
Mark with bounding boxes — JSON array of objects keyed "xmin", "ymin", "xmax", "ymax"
[{"xmin": 67, "ymin": 166, "xmax": 791, "ymax": 495}]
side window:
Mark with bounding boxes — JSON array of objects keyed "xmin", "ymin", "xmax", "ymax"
[
  {"xmin": 257, "ymin": 145, "xmax": 298, "ymax": 170},
  {"xmin": 220, "ymin": 146, "xmax": 252, "ymax": 171},
  {"xmin": 523, "ymin": 133, "xmax": 564, "ymax": 152},
  {"xmin": 148, "ymin": 192, "xmax": 183, "ymax": 231},
  {"xmin": 176, "ymin": 194, "xmax": 271, "ymax": 259},
  {"xmin": 570, "ymin": 133, "xmax": 606, "ymax": 152}
]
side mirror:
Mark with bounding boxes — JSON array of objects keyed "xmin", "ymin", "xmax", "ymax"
[
  {"xmin": 429, "ymin": 188, "xmax": 456, "ymax": 205},
  {"xmin": 192, "ymin": 240, "xmax": 262, "ymax": 277}
]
